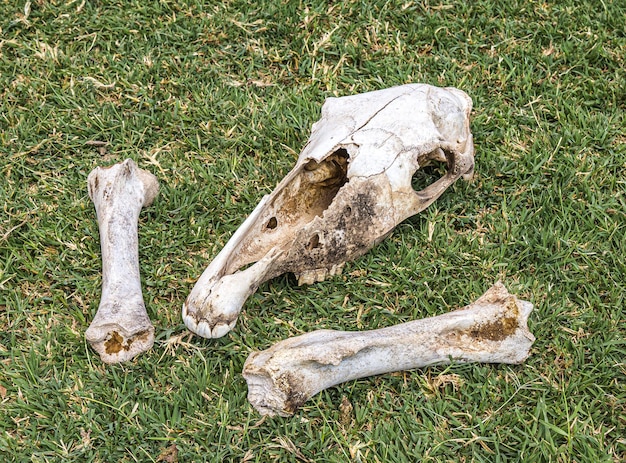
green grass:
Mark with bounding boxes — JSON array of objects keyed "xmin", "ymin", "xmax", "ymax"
[{"xmin": 1, "ymin": 0, "xmax": 624, "ymax": 461}]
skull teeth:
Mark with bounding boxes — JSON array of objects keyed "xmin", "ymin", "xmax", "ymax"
[{"xmin": 296, "ymin": 263, "xmax": 345, "ymax": 286}]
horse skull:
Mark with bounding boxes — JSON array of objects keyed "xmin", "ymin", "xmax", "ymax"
[{"xmin": 184, "ymin": 84, "xmax": 475, "ymax": 338}]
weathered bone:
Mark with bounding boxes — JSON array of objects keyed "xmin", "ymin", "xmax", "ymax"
[
  {"xmin": 184, "ymin": 84, "xmax": 475, "ymax": 338},
  {"xmin": 242, "ymin": 282, "xmax": 534, "ymax": 416},
  {"xmin": 85, "ymin": 159, "xmax": 159, "ymax": 364}
]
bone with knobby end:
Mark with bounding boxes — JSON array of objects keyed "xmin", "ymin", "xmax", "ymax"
[
  {"xmin": 242, "ymin": 282, "xmax": 535, "ymax": 417},
  {"xmin": 184, "ymin": 84, "xmax": 475, "ymax": 338},
  {"xmin": 85, "ymin": 159, "xmax": 159, "ymax": 364}
]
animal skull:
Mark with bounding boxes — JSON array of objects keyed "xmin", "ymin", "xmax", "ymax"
[
  {"xmin": 184, "ymin": 84, "xmax": 475, "ymax": 338},
  {"xmin": 243, "ymin": 282, "xmax": 535, "ymax": 417}
]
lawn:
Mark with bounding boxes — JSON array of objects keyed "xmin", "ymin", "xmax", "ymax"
[{"xmin": 1, "ymin": 0, "xmax": 624, "ymax": 461}]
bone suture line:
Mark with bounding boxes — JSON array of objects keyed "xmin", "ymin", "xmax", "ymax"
[
  {"xmin": 85, "ymin": 159, "xmax": 159, "ymax": 364},
  {"xmin": 242, "ymin": 282, "xmax": 535, "ymax": 417}
]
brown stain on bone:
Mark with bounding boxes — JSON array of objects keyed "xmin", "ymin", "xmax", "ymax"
[
  {"xmin": 225, "ymin": 147, "xmax": 391, "ymax": 285},
  {"xmin": 468, "ymin": 315, "xmax": 518, "ymax": 341},
  {"xmin": 281, "ymin": 149, "xmax": 350, "ymax": 222},
  {"xmin": 276, "ymin": 373, "xmax": 309, "ymax": 414},
  {"xmin": 104, "ymin": 331, "xmax": 125, "ymax": 354},
  {"xmin": 280, "ymin": 187, "xmax": 382, "ymax": 279},
  {"xmin": 229, "ymin": 149, "xmax": 350, "ymax": 271},
  {"xmin": 466, "ymin": 297, "xmax": 520, "ymax": 342},
  {"xmin": 104, "ymin": 330, "xmax": 151, "ymax": 355}
]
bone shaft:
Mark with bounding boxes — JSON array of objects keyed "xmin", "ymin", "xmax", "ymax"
[
  {"xmin": 290, "ymin": 316, "xmax": 516, "ymax": 390},
  {"xmin": 243, "ymin": 283, "xmax": 534, "ymax": 416},
  {"xmin": 306, "ymin": 327, "xmax": 451, "ymax": 384},
  {"xmin": 96, "ymin": 205, "xmax": 143, "ymax": 300}
]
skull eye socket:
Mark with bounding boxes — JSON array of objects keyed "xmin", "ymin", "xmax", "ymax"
[{"xmin": 412, "ymin": 149, "xmax": 448, "ymax": 192}]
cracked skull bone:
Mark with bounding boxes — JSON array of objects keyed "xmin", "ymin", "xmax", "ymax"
[
  {"xmin": 184, "ymin": 84, "xmax": 475, "ymax": 338},
  {"xmin": 85, "ymin": 159, "xmax": 159, "ymax": 364}
]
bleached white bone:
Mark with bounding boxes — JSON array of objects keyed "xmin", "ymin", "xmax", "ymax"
[
  {"xmin": 243, "ymin": 282, "xmax": 534, "ymax": 416},
  {"xmin": 85, "ymin": 159, "xmax": 159, "ymax": 364},
  {"xmin": 184, "ymin": 84, "xmax": 475, "ymax": 338}
]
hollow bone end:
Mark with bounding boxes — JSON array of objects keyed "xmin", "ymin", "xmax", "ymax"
[
  {"xmin": 85, "ymin": 313, "xmax": 155, "ymax": 364},
  {"xmin": 243, "ymin": 367, "xmax": 306, "ymax": 417}
]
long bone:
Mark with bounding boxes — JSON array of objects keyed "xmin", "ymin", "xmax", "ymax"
[
  {"xmin": 85, "ymin": 159, "xmax": 159, "ymax": 364},
  {"xmin": 243, "ymin": 282, "xmax": 535, "ymax": 416},
  {"xmin": 184, "ymin": 84, "xmax": 475, "ymax": 338}
]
